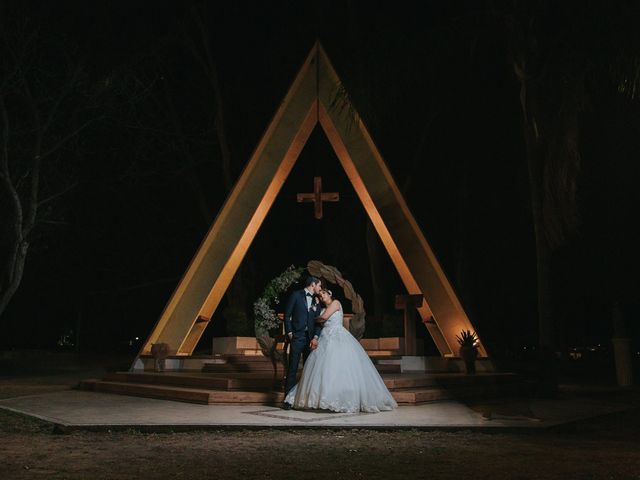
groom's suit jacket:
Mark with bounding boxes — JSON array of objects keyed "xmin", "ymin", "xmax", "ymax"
[{"xmin": 283, "ymin": 289, "xmax": 322, "ymax": 339}]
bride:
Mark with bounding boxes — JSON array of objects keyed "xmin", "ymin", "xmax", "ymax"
[{"xmin": 284, "ymin": 288, "xmax": 397, "ymax": 413}]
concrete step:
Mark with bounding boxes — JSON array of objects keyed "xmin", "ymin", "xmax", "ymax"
[
  {"xmin": 383, "ymin": 375, "xmax": 442, "ymax": 390},
  {"xmin": 384, "ymin": 372, "xmax": 526, "ymax": 389},
  {"xmin": 428, "ymin": 372, "xmax": 525, "ymax": 387},
  {"xmin": 80, "ymin": 372, "xmax": 535, "ymax": 406},
  {"xmin": 202, "ymin": 360, "xmax": 397, "ymax": 374},
  {"xmin": 374, "ymin": 358, "xmax": 402, "ymax": 365},
  {"xmin": 374, "ymin": 364, "xmax": 401, "ymax": 373},
  {"xmin": 222, "ymin": 355, "xmax": 274, "ymax": 364},
  {"xmin": 391, "ymin": 380, "xmax": 537, "ymax": 405},
  {"xmin": 107, "ymin": 371, "xmax": 447, "ymax": 392},
  {"xmin": 80, "ymin": 379, "xmax": 285, "ymax": 405},
  {"xmin": 202, "ymin": 363, "xmax": 284, "ymax": 373},
  {"xmin": 103, "ymin": 372, "xmax": 280, "ymax": 391},
  {"xmin": 80, "ymin": 378, "xmax": 448, "ymax": 405},
  {"xmin": 391, "ymin": 388, "xmax": 452, "ymax": 404}
]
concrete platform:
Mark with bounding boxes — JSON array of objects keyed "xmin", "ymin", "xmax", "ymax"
[
  {"xmin": 79, "ymin": 371, "xmax": 532, "ymax": 406},
  {"xmin": 0, "ymin": 388, "xmax": 635, "ymax": 432}
]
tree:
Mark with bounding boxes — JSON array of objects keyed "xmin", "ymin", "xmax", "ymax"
[
  {"xmin": 503, "ymin": 0, "xmax": 640, "ymax": 391},
  {"xmin": 505, "ymin": 1, "xmax": 583, "ymax": 389},
  {"xmin": 0, "ymin": 17, "xmax": 100, "ymax": 318},
  {"xmin": 332, "ymin": 1, "xmax": 640, "ymax": 371},
  {"xmin": 86, "ymin": 7, "xmax": 252, "ymax": 338}
]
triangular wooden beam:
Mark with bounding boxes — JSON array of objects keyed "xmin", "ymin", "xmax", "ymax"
[{"xmin": 137, "ymin": 42, "xmax": 487, "ymax": 361}]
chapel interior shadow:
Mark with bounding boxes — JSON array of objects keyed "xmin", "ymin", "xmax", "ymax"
[{"xmin": 194, "ymin": 124, "xmax": 437, "ymax": 354}]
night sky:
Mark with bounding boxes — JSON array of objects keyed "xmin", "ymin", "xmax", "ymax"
[{"xmin": 1, "ymin": 1, "xmax": 639, "ymax": 362}]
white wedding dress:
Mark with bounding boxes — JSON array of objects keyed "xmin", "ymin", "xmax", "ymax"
[{"xmin": 284, "ymin": 306, "xmax": 397, "ymax": 413}]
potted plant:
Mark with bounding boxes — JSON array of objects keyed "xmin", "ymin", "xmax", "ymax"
[
  {"xmin": 456, "ymin": 330, "xmax": 479, "ymax": 374},
  {"xmin": 150, "ymin": 342, "xmax": 170, "ymax": 372}
]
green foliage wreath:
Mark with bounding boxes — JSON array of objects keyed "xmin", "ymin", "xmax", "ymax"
[
  {"xmin": 253, "ymin": 261, "xmax": 367, "ymax": 368},
  {"xmin": 253, "ymin": 265, "xmax": 304, "ymax": 345}
]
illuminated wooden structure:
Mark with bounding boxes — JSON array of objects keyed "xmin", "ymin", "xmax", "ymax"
[{"xmin": 136, "ymin": 42, "xmax": 487, "ymax": 364}]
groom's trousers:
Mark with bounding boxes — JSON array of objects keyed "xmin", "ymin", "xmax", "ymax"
[{"xmin": 284, "ymin": 331, "xmax": 312, "ymax": 396}]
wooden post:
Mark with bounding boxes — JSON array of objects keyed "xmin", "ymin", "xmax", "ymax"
[{"xmin": 395, "ymin": 294, "xmax": 424, "ymax": 356}]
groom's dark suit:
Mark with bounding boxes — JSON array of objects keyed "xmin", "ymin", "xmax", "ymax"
[{"xmin": 283, "ymin": 288, "xmax": 322, "ymax": 396}]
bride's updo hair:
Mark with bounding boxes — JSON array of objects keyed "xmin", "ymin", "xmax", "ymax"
[{"xmin": 321, "ymin": 288, "xmax": 333, "ymax": 298}]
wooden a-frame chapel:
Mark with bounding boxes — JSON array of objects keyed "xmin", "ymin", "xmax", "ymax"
[{"xmin": 134, "ymin": 42, "xmax": 487, "ymax": 369}]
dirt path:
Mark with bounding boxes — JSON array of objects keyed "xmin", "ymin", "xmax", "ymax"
[
  {"xmin": 1, "ymin": 357, "xmax": 639, "ymax": 479},
  {"xmin": 1, "ymin": 407, "xmax": 639, "ymax": 480}
]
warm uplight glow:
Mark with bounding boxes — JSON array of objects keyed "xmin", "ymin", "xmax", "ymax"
[
  {"xmin": 180, "ymin": 102, "xmax": 319, "ymax": 354},
  {"xmin": 137, "ymin": 42, "xmax": 486, "ymax": 365}
]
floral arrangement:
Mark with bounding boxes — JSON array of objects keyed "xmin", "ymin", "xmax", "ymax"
[{"xmin": 253, "ymin": 265, "xmax": 304, "ymax": 337}]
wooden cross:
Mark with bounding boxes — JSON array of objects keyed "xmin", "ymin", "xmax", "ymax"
[
  {"xmin": 395, "ymin": 294, "xmax": 425, "ymax": 356},
  {"xmin": 296, "ymin": 176, "xmax": 339, "ymax": 219}
]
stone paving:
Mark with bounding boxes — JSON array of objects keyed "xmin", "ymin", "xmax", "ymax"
[{"xmin": 0, "ymin": 388, "xmax": 635, "ymax": 431}]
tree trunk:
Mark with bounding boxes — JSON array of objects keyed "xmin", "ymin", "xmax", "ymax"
[
  {"xmin": 75, "ymin": 305, "xmax": 83, "ymax": 353},
  {"xmin": 186, "ymin": 171, "xmax": 214, "ymax": 228},
  {"xmin": 188, "ymin": 8, "xmax": 246, "ymax": 315},
  {"xmin": 515, "ymin": 67, "xmax": 558, "ymax": 395},
  {"xmin": 0, "ymin": 96, "xmax": 31, "ymax": 318},
  {"xmin": 454, "ymin": 165, "xmax": 470, "ymax": 310},
  {"xmin": 0, "ymin": 30, "xmax": 92, "ymax": 322},
  {"xmin": 0, "ymin": 240, "xmax": 28, "ymax": 318}
]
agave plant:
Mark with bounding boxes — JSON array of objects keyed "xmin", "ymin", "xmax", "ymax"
[
  {"xmin": 457, "ymin": 330, "xmax": 479, "ymax": 374},
  {"xmin": 456, "ymin": 330, "xmax": 479, "ymax": 348}
]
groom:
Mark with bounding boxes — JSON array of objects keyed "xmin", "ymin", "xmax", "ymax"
[{"xmin": 282, "ymin": 275, "xmax": 323, "ymax": 408}]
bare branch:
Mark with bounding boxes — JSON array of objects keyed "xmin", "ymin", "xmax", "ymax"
[
  {"xmin": 189, "ymin": 7, "xmax": 233, "ymax": 191},
  {"xmin": 40, "ymin": 117, "xmax": 100, "ymax": 161},
  {"xmin": 0, "ymin": 94, "xmax": 27, "ymax": 297},
  {"xmin": 37, "ymin": 181, "xmax": 79, "ymax": 208},
  {"xmin": 0, "ymin": 95, "xmax": 9, "ymax": 174},
  {"xmin": 0, "ymin": 24, "xmax": 39, "ymax": 93},
  {"xmin": 17, "ymin": 73, "xmax": 43, "ymax": 234},
  {"xmin": 402, "ymin": 109, "xmax": 440, "ymax": 194},
  {"xmin": 37, "ymin": 219, "xmax": 72, "ymax": 226},
  {"xmin": 88, "ymin": 277, "xmax": 180, "ymax": 296},
  {"xmin": 41, "ymin": 64, "xmax": 83, "ymax": 135},
  {"xmin": 0, "ymin": 95, "xmax": 24, "ymax": 228}
]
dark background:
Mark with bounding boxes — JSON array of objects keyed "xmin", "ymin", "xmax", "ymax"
[{"xmin": 1, "ymin": 1, "xmax": 639, "ymax": 371}]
